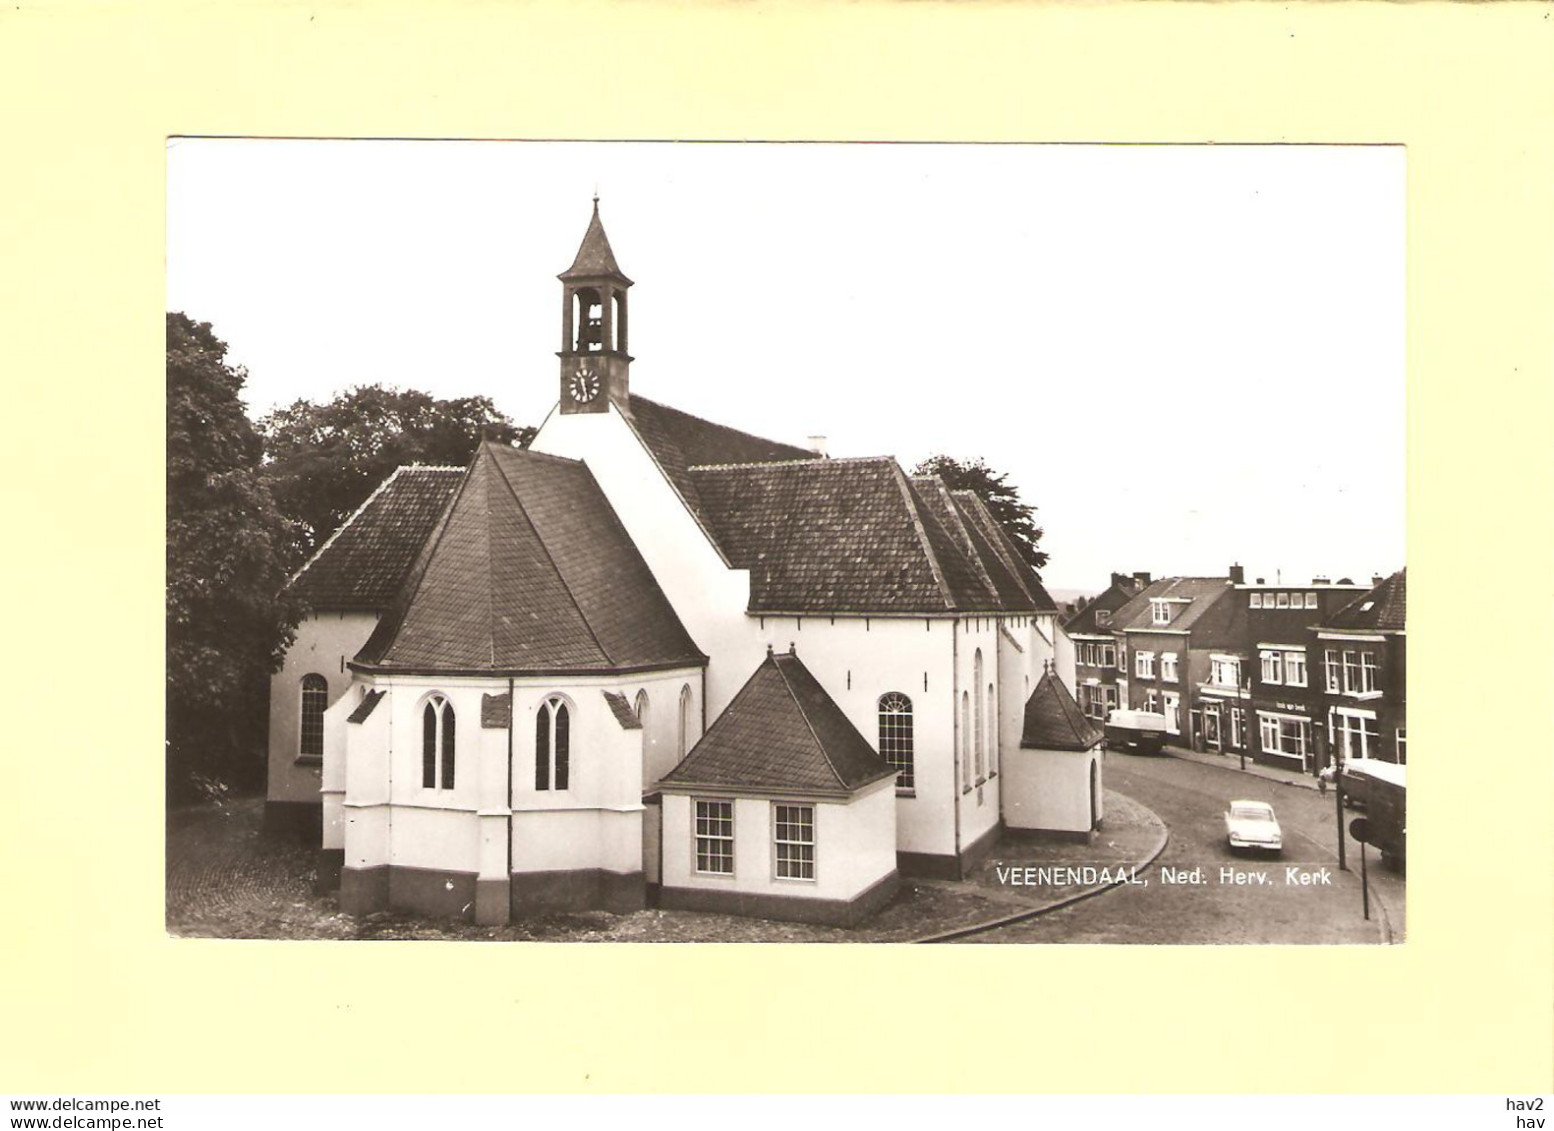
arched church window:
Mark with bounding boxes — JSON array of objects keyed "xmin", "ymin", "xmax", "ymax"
[
  {"xmin": 961, "ymin": 691, "xmax": 971, "ymax": 791},
  {"xmin": 421, "ymin": 695, "xmax": 456, "ymax": 790},
  {"xmin": 299, "ymin": 674, "xmax": 328, "ymax": 758},
  {"xmin": 987, "ymin": 682, "xmax": 997, "ymax": 775},
  {"xmin": 535, "ymin": 696, "xmax": 571, "ymax": 791},
  {"xmin": 973, "ymin": 650, "xmax": 985, "ymax": 781},
  {"xmin": 678, "ymin": 685, "xmax": 694, "ymax": 759},
  {"xmin": 635, "ymin": 689, "xmax": 650, "ymax": 737},
  {"xmin": 878, "ymin": 693, "xmax": 914, "ymax": 791}
]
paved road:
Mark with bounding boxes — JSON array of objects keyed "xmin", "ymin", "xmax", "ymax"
[{"xmin": 964, "ymin": 753, "xmax": 1404, "ymax": 944}]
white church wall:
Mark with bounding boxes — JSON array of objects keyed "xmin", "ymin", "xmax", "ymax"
[
  {"xmin": 747, "ymin": 616, "xmax": 958, "ymax": 861},
  {"xmin": 267, "ymin": 611, "xmax": 378, "ymax": 807},
  {"xmin": 953, "ymin": 617, "xmax": 1003, "ymax": 860},
  {"xmin": 532, "ymin": 405, "xmax": 755, "ymax": 714}
]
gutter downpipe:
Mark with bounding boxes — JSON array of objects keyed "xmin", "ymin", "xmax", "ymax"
[{"xmin": 507, "ymin": 676, "xmax": 515, "ymax": 920}]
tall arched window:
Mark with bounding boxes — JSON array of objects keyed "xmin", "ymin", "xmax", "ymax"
[
  {"xmin": 878, "ymin": 693, "xmax": 914, "ymax": 790},
  {"xmin": 299, "ymin": 674, "xmax": 328, "ymax": 758},
  {"xmin": 421, "ymin": 695, "xmax": 456, "ymax": 790},
  {"xmin": 973, "ymin": 650, "xmax": 985, "ymax": 781},
  {"xmin": 535, "ymin": 696, "xmax": 570, "ymax": 791},
  {"xmin": 678, "ymin": 684, "xmax": 693, "ymax": 759},
  {"xmin": 987, "ymin": 683, "xmax": 997, "ymax": 775},
  {"xmin": 634, "ymin": 689, "xmax": 650, "ymax": 732},
  {"xmin": 960, "ymin": 691, "xmax": 971, "ymax": 790}
]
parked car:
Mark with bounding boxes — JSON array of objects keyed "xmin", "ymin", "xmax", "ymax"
[
  {"xmin": 1224, "ymin": 800, "xmax": 1283, "ymax": 854},
  {"xmin": 1105, "ymin": 708, "xmax": 1168, "ymax": 755}
]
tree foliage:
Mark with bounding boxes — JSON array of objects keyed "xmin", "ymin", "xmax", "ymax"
[
  {"xmin": 167, "ymin": 313, "xmax": 303, "ymax": 796},
  {"xmin": 911, "ymin": 454, "xmax": 1049, "ymax": 572},
  {"xmin": 258, "ymin": 385, "xmax": 533, "ymax": 563}
]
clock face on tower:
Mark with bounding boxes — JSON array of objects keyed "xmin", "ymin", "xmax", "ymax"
[{"xmin": 569, "ymin": 367, "xmax": 601, "ymax": 404}]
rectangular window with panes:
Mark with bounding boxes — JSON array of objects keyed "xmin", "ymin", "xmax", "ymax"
[
  {"xmin": 1342, "ymin": 650, "xmax": 1363, "ymax": 693},
  {"xmin": 1161, "ymin": 653, "xmax": 1178, "ymax": 682},
  {"xmin": 694, "ymin": 799, "xmax": 734, "ymax": 875},
  {"xmin": 1283, "ymin": 650, "xmax": 1307, "ymax": 687},
  {"xmin": 1361, "ymin": 652, "xmax": 1379, "ymax": 693},
  {"xmin": 1136, "ymin": 651, "xmax": 1155, "ymax": 679},
  {"xmin": 1261, "ymin": 650, "xmax": 1282, "ymax": 685},
  {"xmin": 1325, "ymin": 649, "xmax": 1341, "ymax": 692},
  {"xmin": 772, "ymin": 803, "xmax": 815, "ymax": 881}
]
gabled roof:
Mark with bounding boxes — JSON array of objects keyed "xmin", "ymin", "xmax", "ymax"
[
  {"xmin": 657, "ymin": 649, "xmax": 894, "ymax": 797},
  {"xmin": 1062, "ymin": 574, "xmax": 1147, "ymax": 635},
  {"xmin": 1325, "ymin": 569, "xmax": 1406, "ymax": 633},
  {"xmin": 1109, "ymin": 576, "xmax": 1241, "ymax": 641},
  {"xmin": 352, "ymin": 443, "xmax": 705, "ymax": 676},
  {"xmin": 559, "ymin": 200, "xmax": 631, "ymax": 283},
  {"xmin": 1020, "ymin": 670, "xmax": 1104, "ymax": 751},
  {"xmin": 287, "ymin": 466, "xmax": 463, "ymax": 611}
]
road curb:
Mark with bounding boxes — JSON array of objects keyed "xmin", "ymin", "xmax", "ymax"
[
  {"xmin": 1158, "ymin": 747, "xmax": 1322, "ymax": 792},
  {"xmin": 912, "ymin": 808, "xmax": 1172, "ymax": 944}
]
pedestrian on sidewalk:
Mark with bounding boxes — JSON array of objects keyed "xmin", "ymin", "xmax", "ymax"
[{"xmin": 1318, "ymin": 761, "xmax": 1336, "ymax": 796}]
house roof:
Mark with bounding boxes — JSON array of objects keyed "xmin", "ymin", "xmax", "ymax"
[
  {"xmin": 559, "ymin": 200, "xmax": 631, "ymax": 283},
  {"xmin": 657, "ymin": 648, "xmax": 894, "ymax": 797},
  {"xmin": 949, "ymin": 490, "xmax": 1058, "ymax": 613},
  {"xmin": 352, "ymin": 443, "xmax": 705, "ymax": 676},
  {"xmin": 1020, "ymin": 669, "xmax": 1104, "ymax": 751},
  {"xmin": 1062, "ymin": 575, "xmax": 1147, "ymax": 635},
  {"xmin": 1325, "ymin": 569, "xmax": 1406, "ymax": 632},
  {"xmin": 286, "ymin": 466, "xmax": 463, "ymax": 612},
  {"xmin": 1108, "ymin": 576, "xmax": 1241, "ymax": 642}
]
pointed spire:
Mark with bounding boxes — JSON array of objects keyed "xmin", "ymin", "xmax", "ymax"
[{"xmin": 560, "ymin": 196, "xmax": 630, "ymax": 283}]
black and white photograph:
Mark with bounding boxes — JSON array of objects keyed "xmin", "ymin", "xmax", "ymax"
[{"xmin": 165, "ymin": 139, "xmax": 1406, "ymax": 944}]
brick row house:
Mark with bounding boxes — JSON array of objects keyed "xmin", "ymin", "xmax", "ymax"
[
  {"xmin": 1241, "ymin": 575, "xmax": 1371, "ymax": 772},
  {"xmin": 1062, "ymin": 571, "xmax": 1150, "ymax": 727},
  {"xmin": 1072, "ymin": 566, "xmax": 1404, "ymax": 777},
  {"xmin": 1109, "ymin": 574, "xmax": 1246, "ymax": 744},
  {"xmin": 1315, "ymin": 570, "xmax": 1407, "ymax": 767}
]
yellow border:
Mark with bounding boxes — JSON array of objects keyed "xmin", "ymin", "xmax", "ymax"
[{"xmin": 2, "ymin": 0, "xmax": 1551, "ymax": 1094}]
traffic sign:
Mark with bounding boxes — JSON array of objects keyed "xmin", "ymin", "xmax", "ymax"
[{"xmin": 1349, "ymin": 817, "xmax": 1370, "ymax": 844}]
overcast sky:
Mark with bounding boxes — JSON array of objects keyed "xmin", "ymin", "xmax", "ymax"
[{"xmin": 166, "ymin": 140, "xmax": 1404, "ymax": 593}]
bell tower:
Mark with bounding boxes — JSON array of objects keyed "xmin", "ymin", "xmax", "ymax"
[{"xmin": 558, "ymin": 196, "xmax": 632, "ymax": 415}]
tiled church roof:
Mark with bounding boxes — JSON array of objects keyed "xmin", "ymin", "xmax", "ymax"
[
  {"xmin": 623, "ymin": 394, "xmax": 816, "ymax": 536},
  {"xmin": 352, "ymin": 443, "xmax": 705, "ymax": 676},
  {"xmin": 287, "ymin": 466, "xmax": 463, "ymax": 612},
  {"xmin": 688, "ymin": 456, "xmax": 1053, "ymax": 615},
  {"xmin": 1325, "ymin": 569, "xmax": 1406, "ymax": 632},
  {"xmin": 657, "ymin": 648, "xmax": 894, "ymax": 797},
  {"xmin": 1020, "ymin": 669, "xmax": 1103, "ymax": 751}
]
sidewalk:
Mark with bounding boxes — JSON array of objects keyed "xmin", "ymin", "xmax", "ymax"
[{"xmin": 1159, "ymin": 743, "xmax": 1323, "ymax": 793}]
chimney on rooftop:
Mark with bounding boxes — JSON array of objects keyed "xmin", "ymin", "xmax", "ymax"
[
  {"xmin": 1133, "ymin": 571, "xmax": 1152, "ymax": 587},
  {"xmin": 1111, "ymin": 572, "xmax": 1129, "ymax": 590},
  {"xmin": 807, "ymin": 435, "xmax": 828, "ymax": 458},
  {"xmin": 1228, "ymin": 563, "xmax": 1245, "ymax": 585},
  {"xmin": 1372, "ymin": 574, "xmax": 1385, "ymax": 587},
  {"xmin": 1313, "ymin": 575, "xmax": 1330, "ymax": 585}
]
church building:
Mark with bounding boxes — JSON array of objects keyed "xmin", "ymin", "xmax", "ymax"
[{"xmin": 278, "ymin": 200, "xmax": 1095, "ymax": 926}]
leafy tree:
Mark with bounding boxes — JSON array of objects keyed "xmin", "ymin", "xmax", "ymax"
[
  {"xmin": 167, "ymin": 313, "xmax": 303, "ymax": 798},
  {"xmin": 912, "ymin": 454, "xmax": 1049, "ymax": 572},
  {"xmin": 258, "ymin": 385, "xmax": 533, "ymax": 562}
]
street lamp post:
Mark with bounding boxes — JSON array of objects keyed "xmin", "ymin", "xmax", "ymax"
[
  {"xmin": 1238, "ymin": 668, "xmax": 1250, "ymax": 772},
  {"xmin": 1333, "ymin": 725, "xmax": 1347, "ymax": 872}
]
